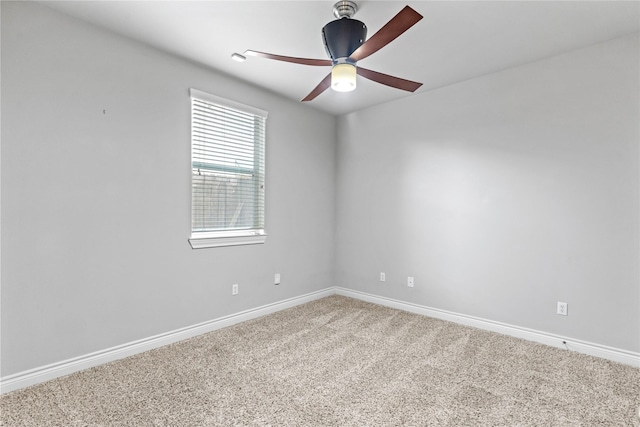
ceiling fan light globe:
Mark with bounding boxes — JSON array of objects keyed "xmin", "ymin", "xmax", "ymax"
[{"xmin": 331, "ymin": 63, "xmax": 357, "ymax": 92}]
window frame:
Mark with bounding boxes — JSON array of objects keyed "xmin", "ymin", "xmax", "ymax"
[{"xmin": 188, "ymin": 89, "xmax": 268, "ymax": 249}]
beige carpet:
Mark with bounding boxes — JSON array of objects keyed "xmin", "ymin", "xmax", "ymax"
[{"xmin": 1, "ymin": 295, "xmax": 639, "ymax": 426}]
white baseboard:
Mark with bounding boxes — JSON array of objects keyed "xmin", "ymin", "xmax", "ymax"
[
  {"xmin": 0, "ymin": 288, "xmax": 334, "ymax": 394},
  {"xmin": 335, "ymin": 287, "xmax": 640, "ymax": 368},
  {"xmin": 3, "ymin": 286, "xmax": 638, "ymax": 394}
]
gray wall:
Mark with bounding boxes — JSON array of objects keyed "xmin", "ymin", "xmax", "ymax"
[
  {"xmin": 335, "ymin": 34, "xmax": 639, "ymax": 352},
  {"xmin": 1, "ymin": 1, "xmax": 336, "ymax": 376}
]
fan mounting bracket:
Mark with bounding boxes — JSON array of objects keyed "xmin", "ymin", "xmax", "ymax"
[{"xmin": 333, "ymin": 1, "xmax": 358, "ymax": 19}]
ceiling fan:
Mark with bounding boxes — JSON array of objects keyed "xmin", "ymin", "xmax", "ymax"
[{"xmin": 243, "ymin": 1, "xmax": 423, "ymax": 102}]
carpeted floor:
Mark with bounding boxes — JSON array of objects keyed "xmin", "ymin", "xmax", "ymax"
[{"xmin": 1, "ymin": 295, "xmax": 639, "ymax": 426}]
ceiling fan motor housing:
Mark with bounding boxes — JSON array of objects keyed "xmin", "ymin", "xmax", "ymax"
[{"xmin": 322, "ymin": 18, "xmax": 367, "ymax": 63}]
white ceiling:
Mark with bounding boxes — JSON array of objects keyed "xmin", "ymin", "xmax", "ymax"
[{"xmin": 42, "ymin": 1, "xmax": 639, "ymax": 116}]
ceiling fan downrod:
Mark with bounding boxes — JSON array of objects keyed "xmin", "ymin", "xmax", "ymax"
[{"xmin": 333, "ymin": 1, "xmax": 358, "ymax": 19}]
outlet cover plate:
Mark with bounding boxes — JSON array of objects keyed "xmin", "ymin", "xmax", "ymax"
[{"xmin": 557, "ymin": 301, "xmax": 568, "ymax": 316}]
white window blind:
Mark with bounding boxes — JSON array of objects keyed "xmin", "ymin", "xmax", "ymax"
[{"xmin": 189, "ymin": 89, "xmax": 267, "ymax": 247}]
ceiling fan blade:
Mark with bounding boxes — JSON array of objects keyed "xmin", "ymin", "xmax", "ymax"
[
  {"xmin": 245, "ymin": 50, "xmax": 332, "ymax": 66},
  {"xmin": 349, "ymin": 6, "xmax": 423, "ymax": 62},
  {"xmin": 357, "ymin": 67, "xmax": 422, "ymax": 92},
  {"xmin": 301, "ymin": 73, "xmax": 332, "ymax": 101}
]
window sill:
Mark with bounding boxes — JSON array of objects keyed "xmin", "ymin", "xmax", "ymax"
[{"xmin": 189, "ymin": 231, "xmax": 267, "ymax": 249}]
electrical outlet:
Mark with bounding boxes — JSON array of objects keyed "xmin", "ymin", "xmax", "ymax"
[
  {"xmin": 274, "ymin": 273, "xmax": 281, "ymax": 285},
  {"xmin": 380, "ymin": 272, "xmax": 386, "ymax": 282},
  {"xmin": 557, "ymin": 301, "xmax": 568, "ymax": 316},
  {"xmin": 232, "ymin": 284, "xmax": 239, "ymax": 295},
  {"xmin": 407, "ymin": 276, "xmax": 414, "ymax": 287}
]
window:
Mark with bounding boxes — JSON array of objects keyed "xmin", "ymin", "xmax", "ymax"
[{"xmin": 188, "ymin": 89, "xmax": 267, "ymax": 249}]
